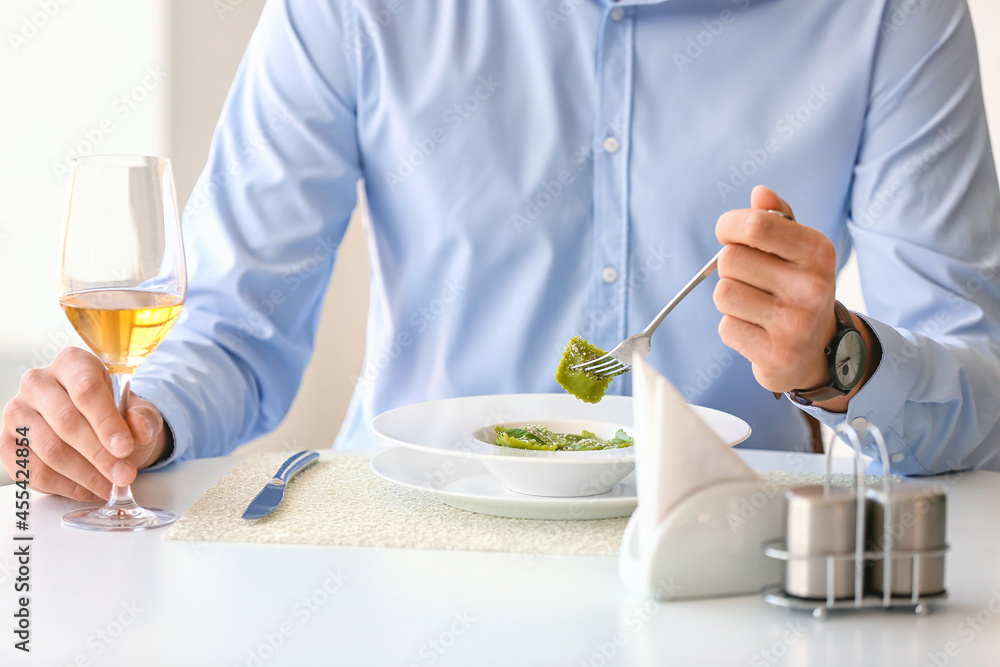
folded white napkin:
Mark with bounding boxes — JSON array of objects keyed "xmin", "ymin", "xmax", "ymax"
[{"xmin": 632, "ymin": 354, "xmax": 758, "ymax": 553}]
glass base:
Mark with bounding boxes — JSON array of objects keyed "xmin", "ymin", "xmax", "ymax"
[{"xmin": 62, "ymin": 503, "xmax": 178, "ymax": 531}]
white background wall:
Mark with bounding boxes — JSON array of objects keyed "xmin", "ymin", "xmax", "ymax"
[
  {"xmin": 0, "ymin": 1, "xmax": 998, "ymax": 459},
  {"xmin": 0, "ymin": 1, "xmax": 170, "ymax": 352}
]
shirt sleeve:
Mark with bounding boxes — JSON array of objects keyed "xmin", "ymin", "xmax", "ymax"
[
  {"xmin": 799, "ymin": 0, "xmax": 1000, "ymax": 475},
  {"xmin": 133, "ymin": 0, "xmax": 362, "ymax": 466}
]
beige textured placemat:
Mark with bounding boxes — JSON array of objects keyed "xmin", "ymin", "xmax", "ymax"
[
  {"xmin": 165, "ymin": 452, "xmax": 630, "ymax": 556},
  {"xmin": 165, "ymin": 452, "xmax": 894, "ymax": 557}
]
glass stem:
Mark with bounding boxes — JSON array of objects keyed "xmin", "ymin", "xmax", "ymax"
[{"xmin": 108, "ymin": 372, "xmax": 137, "ymax": 509}]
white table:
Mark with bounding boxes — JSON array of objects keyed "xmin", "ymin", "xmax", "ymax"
[{"xmin": 1, "ymin": 449, "xmax": 998, "ymax": 667}]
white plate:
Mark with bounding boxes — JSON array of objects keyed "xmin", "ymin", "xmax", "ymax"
[
  {"xmin": 370, "ymin": 446, "xmax": 638, "ymax": 520},
  {"xmin": 371, "ymin": 393, "xmax": 751, "ymax": 460}
]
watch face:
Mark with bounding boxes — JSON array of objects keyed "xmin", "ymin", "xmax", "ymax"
[{"xmin": 834, "ymin": 330, "xmax": 866, "ymax": 390}]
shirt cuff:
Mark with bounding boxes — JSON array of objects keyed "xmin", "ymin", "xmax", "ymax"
[
  {"xmin": 130, "ymin": 380, "xmax": 194, "ymax": 471},
  {"xmin": 794, "ymin": 314, "xmax": 931, "ymax": 475}
]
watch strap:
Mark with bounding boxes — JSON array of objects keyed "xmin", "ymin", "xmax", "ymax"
[{"xmin": 788, "ymin": 302, "xmax": 858, "ymax": 406}]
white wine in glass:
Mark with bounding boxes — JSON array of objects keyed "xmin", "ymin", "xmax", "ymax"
[{"xmin": 57, "ymin": 155, "xmax": 186, "ymax": 531}]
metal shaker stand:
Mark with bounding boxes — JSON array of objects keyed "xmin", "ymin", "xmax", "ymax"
[{"xmin": 761, "ymin": 422, "xmax": 948, "ymax": 619}]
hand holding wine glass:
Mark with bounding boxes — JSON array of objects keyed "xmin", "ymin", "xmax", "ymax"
[{"xmin": 1, "ymin": 347, "xmax": 171, "ymax": 502}]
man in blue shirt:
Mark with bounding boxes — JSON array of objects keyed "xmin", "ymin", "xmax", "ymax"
[{"xmin": 4, "ymin": 0, "xmax": 1000, "ymax": 501}]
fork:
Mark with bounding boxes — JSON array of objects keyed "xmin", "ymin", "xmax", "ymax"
[
  {"xmin": 569, "ymin": 248, "xmax": 724, "ymax": 378},
  {"xmin": 572, "ymin": 210, "xmax": 794, "ymax": 378}
]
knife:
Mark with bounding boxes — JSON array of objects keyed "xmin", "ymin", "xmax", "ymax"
[{"xmin": 241, "ymin": 450, "xmax": 320, "ymax": 519}]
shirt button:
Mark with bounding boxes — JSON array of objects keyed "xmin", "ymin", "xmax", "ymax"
[
  {"xmin": 603, "ymin": 136, "xmax": 621, "ymax": 153},
  {"xmin": 890, "ymin": 452, "xmax": 905, "ymax": 463},
  {"xmin": 601, "ymin": 266, "xmax": 618, "ymax": 283},
  {"xmin": 850, "ymin": 417, "xmax": 868, "ymax": 430},
  {"xmin": 611, "ymin": 7, "xmax": 625, "ymax": 21}
]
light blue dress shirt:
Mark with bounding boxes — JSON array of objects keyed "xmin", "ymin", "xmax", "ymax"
[{"xmin": 133, "ymin": 0, "xmax": 1000, "ymax": 474}]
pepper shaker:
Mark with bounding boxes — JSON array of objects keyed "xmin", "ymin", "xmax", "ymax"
[
  {"xmin": 784, "ymin": 485, "xmax": 861, "ymax": 600},
  {"xmin": 866, "ymin": 484, "xmax": 947, "ymax": 596}
]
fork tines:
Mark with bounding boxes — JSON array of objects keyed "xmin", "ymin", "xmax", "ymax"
[{"xmin": 570, "ymin": 354, "xmax": 631, "ymax": 377}]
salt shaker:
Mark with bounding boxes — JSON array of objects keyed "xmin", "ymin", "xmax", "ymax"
[
  {"xmin": 866, "ymin": 484, "xmax": 947, "ymax": 596},
  {"xmin": 784, "ymin": 485, "xmax": 861, "ymax": 599}
]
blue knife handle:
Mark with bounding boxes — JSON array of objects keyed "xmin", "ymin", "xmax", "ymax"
[{"xmin": 275, "ymin": 450, "xmax": 319, "ymax": 482}]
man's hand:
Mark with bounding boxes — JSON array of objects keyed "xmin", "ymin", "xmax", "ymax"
[
  {"xmin": 1, "ymin": 347, "xmax": 170, "ymax": 501},
  {"xmin": 714, "ymin": 185, "xmax": 872, "ymax": 411}
]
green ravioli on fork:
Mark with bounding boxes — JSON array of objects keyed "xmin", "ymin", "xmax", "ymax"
[{"xmin": 555, "ymin": 336, "xmax": 614, "ymax": 404}]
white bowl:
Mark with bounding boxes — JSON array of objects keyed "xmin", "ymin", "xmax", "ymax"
[
  {"xmin": 471, "ymin": 420, "xmax": 635, "ymax": 497},
  {"xmin": 371, "ymin": 394, "xmax": 751, "ymax": 499}
]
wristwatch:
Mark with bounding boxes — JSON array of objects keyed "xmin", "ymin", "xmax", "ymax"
[{"xmin": 788, "ymin": 301, "xmax": 867, "ymax": 406}]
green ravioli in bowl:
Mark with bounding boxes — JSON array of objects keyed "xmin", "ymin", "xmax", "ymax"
[
  {"xmin": 472, "ymin": 420, "xmax": 635, "ymax": 497},
  {"xmin": 494, "ymin": 424, "xmax": 634, "ymax": 451}
]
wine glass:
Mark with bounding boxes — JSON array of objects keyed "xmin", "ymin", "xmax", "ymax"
[{"xmin": 56, "ymin": 155, "xmax": 186, "ymax": 531}]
